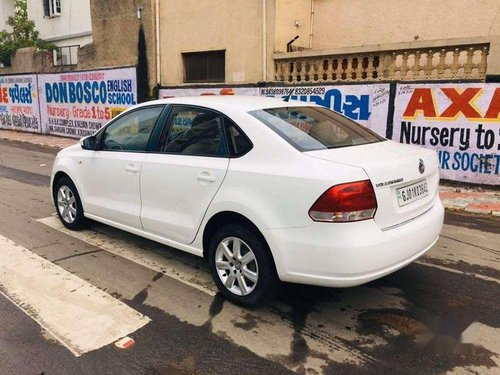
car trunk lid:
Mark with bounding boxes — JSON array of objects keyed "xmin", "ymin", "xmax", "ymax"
[{"xmin": 304, "ymin": 141, "xmax": 440, "ymax": 229}]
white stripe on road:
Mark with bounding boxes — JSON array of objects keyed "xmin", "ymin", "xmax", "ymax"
[
  {"xmin": 37, "ymin": 216, "xmax": 217, "ymax": 296},
  {"xmin": 0, "ymin": 234, "xmax": 151, "ymax": 357},
  {"xmin": 415, "ymin": 259, "xmax": 500, "ymax": 285},
  {"xmin": 36, "ymin": 216, "xmax": 500, "ymax": 372},
  {"xmin": 37, "ymin": 218, "xmax": 382, "ymax": 370}
]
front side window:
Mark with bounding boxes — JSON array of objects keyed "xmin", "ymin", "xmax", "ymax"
[
  {"xmin": 101, "ymin": 106, "xmax": 163, "ymax": 151},
  {"xmin": 249, "ymin": 106, "xmax": 384, "ymax": 152},
  {"xmin": 159, "ymin": 106, "xmax": 228, "ymax": 157}
]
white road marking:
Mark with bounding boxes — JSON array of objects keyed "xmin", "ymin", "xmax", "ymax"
[
  {"xmin": 37, "ymin": 216, "xmax": 216, "ymax": 296},
  {"xmin": 415, "ymin": 259, "xmax": 500, "ymax": 284},
  {"xmin": 36, "ymin": 216, "xmax": 398, "ymax": 369},
  {"xmin": 36, "ymin": 215, "xmax": 500, "ymax": 372},
  {"xmin": 423, "ymin": 224, "xmax": 500, "ymax": 282},
  {"xmin": 447, "ymin": 322, "xmax": 500, "ymax": 374},
  {"xmin": 0, "ymin": 234, "xmax": 150, "ymax": 357},
  {"xmin": 39, "ymin": 216, "xmax": 499, "ymax": 292}
]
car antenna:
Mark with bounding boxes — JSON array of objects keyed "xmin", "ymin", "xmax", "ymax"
[{"xmin": 284, "ymin": 88, "xmax": 295, "ymax": 102}]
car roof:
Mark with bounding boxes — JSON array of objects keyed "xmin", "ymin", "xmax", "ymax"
[{"xmin": 134, "ymin": 95, "xmax": 316, "ymax": 112}]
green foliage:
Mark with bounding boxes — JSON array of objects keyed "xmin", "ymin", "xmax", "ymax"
[
  {"xmin": 0, "ymin": 0, "xmax": 55, "ymax": 66},
  {"xmin": 137, "ymin": 24, "xmax": 150, "ymax": 102}
]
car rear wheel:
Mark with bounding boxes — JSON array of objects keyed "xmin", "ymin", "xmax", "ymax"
[
  {"xmin": 53, "ymin": 177, "xmax": 87, "ymax": 230},
  {"xmin": 208, "ymin": 223, "xmax": 277, "ymax": 306}
]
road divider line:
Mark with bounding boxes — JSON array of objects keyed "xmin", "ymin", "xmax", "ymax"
[
  {"xmin": 0, "ymin": 234, "xmax": 151, "ymax": 357},
  {"xmin": 37, "ymin": 216, "xmax": 217, "ymax": 296}
]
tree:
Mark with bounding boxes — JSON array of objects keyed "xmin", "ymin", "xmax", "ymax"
[
  {"xmin": 137, "ymin": 24, "xmax": 150, "ymax": 102},
  {"xmin": 0, "ymin": 0, "xmax": 55, "ymax": 66}
]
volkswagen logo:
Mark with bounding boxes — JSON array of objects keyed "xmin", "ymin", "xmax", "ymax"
[{"xmin": 418, "ymin": 159, "xmax": 425, "ymax": 174}]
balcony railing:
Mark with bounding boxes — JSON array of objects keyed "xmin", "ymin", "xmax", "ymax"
[
  {"xmin": 53, "ymin": 45, "xmax": 80, "ymax": 66},
  {"xmin": 274, "ymin": 43, "xmax": 489, "ymax": 83}
]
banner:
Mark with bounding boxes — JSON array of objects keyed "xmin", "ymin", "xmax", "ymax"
[
  {"xmin": 38, "ymin": 67, "xmax": 137, "ymax": 138},
  {"xmin": 161, "ymin": 87, "xmax": 258, "ymax": 98},
  {"xmin": 0, "ymin": 74, "xmax": 41, "ymax": 133},
  {"xmin": 394, "ymin": 83, "xmax": 500, "ymax": 185},
  {"xmin": 160, "ymin": 84, "xmax": 391, "ymax": 137},
  {"xmin": 258, "ymin": 85, "xmax": 390, "ymax": 136}
]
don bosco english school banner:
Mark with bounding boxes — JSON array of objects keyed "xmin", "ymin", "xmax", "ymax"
[
  {"xmin": 38, "ymin": 67, "xmax": 137, "ymax": 137},
  {"xmin": 0, "ymin": 74, "xmax": 41, "ymax": 133},
  {"xmin": 160, "ymin": 84, "xmax": 391, "ymax": 137},
  {"xmin": 393, "ymin": 83, "xmax": 500, "ymax": 185}
]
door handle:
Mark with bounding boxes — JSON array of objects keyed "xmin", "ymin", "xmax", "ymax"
[
  {"xmin": 125, "ymin": 164, "xmax": 139, "ymax": 173},
  {"xmin": 196, "ymin": 172, "xmax": 216, "ymax": 183}
]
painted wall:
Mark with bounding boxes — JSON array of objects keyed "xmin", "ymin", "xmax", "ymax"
[
  {"xmin": 274, "ymin": 0, "xmax": 312, "ymax": 53},
  {"xmin": 394, "ymin": 83, "xmax": 500, "ymax": 185},
  {"xmin": 26, "ymin": 0, "xmax": 93, "ymax": 47},
  {"xmin": 0, "ymin": 74, "xmax": 41, "ymax": 133},
  {"xmin": 39, "ymin": 67, "xmax": 137, "ymax": 137},
  {"xmin": 0, "ymin": 67, "xmax": 138, "ymax": 137},
  {"xmin": 80, "ymin": 0, "xmax": 156, "ymax": 96},
  {"xmin": 159, "ymin": 0, "xmax": 276, "ymax": 86},
  {"xmin": 311, "ymin": 0, "xmax": 500, "ymax": 50},
  {"xmin": 0, "ymin": 0, "xmax": 14, "ymax": 32},
  {"xmin": 157, "ymin": 0, "xmax": 500, "ymax": 87}
]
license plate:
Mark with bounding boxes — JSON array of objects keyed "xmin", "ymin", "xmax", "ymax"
[{"xmin": 396, "ymin": 180, "xmax": 429, "ymax": 207}]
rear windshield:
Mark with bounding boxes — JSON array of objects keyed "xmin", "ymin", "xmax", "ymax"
[{"xmin": 249, "ymin": 106, "xmax": 385, "ymax": 151}]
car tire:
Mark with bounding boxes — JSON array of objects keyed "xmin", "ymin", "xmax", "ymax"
[
  {"xmin": 53, "ymin": 177, "xmax": 87, "ymax": 230},
  {"xmin": 208, "ymin": 223, "xmax": 277, "ymax": 306}
]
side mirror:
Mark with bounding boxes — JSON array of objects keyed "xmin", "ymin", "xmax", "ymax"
[{"xmin": 80, "ymin": 135, "xmax": 97, "ymax": 150}]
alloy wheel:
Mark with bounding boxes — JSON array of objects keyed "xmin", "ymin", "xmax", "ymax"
[
  {"xmin": 215, "ymin": 237, "xmax": 259, "ymax": 296},
  {"xmin": 57, "ymin": 185, "xmax": 77, "ymax": 224}
]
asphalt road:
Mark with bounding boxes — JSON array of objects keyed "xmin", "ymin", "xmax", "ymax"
[{"xmin": 0, "ymin": 138, "xmax": 498, "ymax": 375}]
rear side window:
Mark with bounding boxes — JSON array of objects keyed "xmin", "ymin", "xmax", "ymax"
[
  {"xmin": 224, "ymin": 118, "xmax": 252, "ymax": 156},
  {"xmin": 101, "ymin": 106, "xmax": 163, "ymax": 151},
  {"xmin": 249, "ymin": 106, "xmax": 384, "ymax": 152},
  {"xmin": 159, "ymin": 106, "xmax": 228, "ymax": 157}
]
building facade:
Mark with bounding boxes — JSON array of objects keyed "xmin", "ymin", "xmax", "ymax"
[
  {"xmin": 154, "ymin": 0, "xmax": 500, "ymax": 87},
  {"xmin": 0, "ymin": 0, "xmax": 15, "ymax": 32},
  {"xmin": 3, "ymin": 0, "xmax": 500, "ymax": 89},
  {"xmin": 27, "ymin": 0, "xmax": 93, "ymax": 65}
]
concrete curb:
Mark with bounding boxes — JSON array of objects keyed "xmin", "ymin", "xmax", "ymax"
[
  {"xmin": 439, "ymin": 186, "xmax": 500, "ymax": 217},
  {"xmin": 0, "ymin": 130, "xmax": 77, "ymax": 149}
]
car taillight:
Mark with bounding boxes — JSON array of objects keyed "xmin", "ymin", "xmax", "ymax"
[{"xmin": 309, "ymin": 180, "xmax": 377, "ymax": 222}]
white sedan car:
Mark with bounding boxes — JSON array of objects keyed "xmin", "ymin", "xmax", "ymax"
[{"xmin": 51, "ymin": 96, "xmax": 444, "ymax": 305}]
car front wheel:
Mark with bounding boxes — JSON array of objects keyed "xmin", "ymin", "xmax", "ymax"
[
  {"xmin": 208, "ymin": 223, "xmax": 277, "ymax": 306},
  {"xmin": 53, "ymin": 177, "xmax": 87, "ymax": 230}
]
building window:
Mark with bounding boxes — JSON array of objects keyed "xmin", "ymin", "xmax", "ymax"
[
  {"xmin": 43, "ymin": 0, "xmax": 61, "ymax": 17},
  {"xmin": 43, "ymin": 0, "xmax": 49, "ymax": 16},
  {"xmin": 182, "ymin": 50, "xmax": 225, "ymax": 83}
]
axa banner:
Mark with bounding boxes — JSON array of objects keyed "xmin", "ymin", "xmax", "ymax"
[
  {"xmin": 394, "ymin": 83, "xmax": 500, "ymax": 185},
  {"xmin": 0, "ymin": 74, "xmax": 41, "ymax": 133},
  {"xmin": 160, "ymin": 84, "xmax": 391, "ymax": 137},
  {"xmin": 38, "ymin": 67, "xmax": 137, "ymax": 138}
]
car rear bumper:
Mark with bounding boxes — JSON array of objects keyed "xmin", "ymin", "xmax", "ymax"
[{"xmin": 263, "ymin": 195, "xmax": 444, "ymax": 287}]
